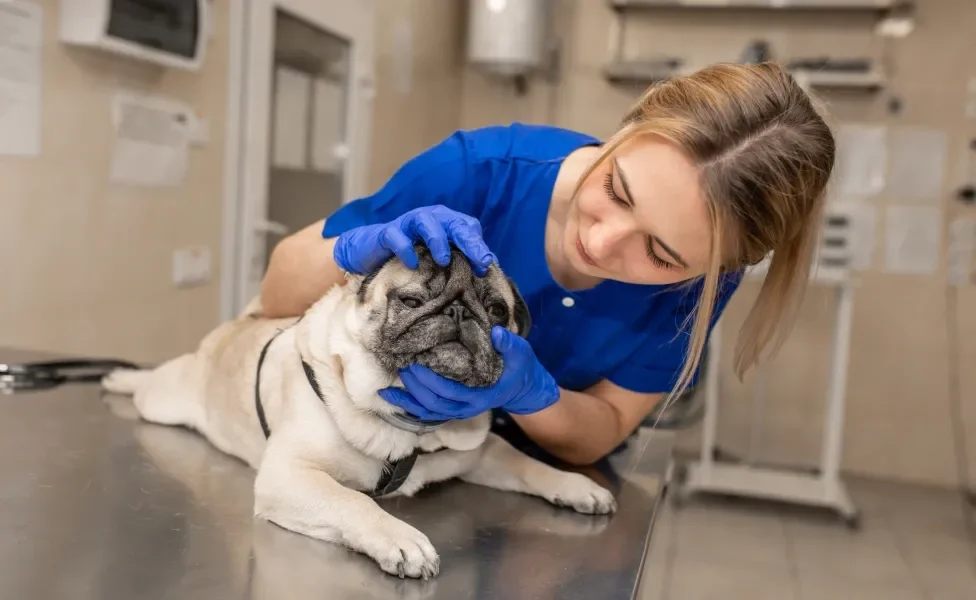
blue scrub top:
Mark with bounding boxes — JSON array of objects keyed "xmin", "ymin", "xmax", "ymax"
[{"xmin": 323, "ymin": 123, "xmax": 742, "ymax": 398}]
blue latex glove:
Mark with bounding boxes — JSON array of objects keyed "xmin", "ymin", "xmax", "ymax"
[
  {"xmin": 332, "ymin": 205, "xmax": 496, "ymax": 276},
  {"xmin": 378, "ymin": 326, "xmax": 561, "ymax": 421}
]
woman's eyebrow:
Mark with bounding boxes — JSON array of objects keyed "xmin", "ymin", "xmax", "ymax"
[
  {"xmin": 613, "ymin": 158, "xmax": 636, "ymax": 207},
  {"xmin": 613, "ymin": 159, "xmax": 690, "ymax": 269}
]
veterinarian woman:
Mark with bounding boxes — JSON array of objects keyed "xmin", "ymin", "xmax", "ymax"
[{"xmin": 260, "ymin": 62, "xmax": 835, "ymax": 466}]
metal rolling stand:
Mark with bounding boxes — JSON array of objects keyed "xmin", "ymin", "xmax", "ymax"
[{"xmin": 672, "ymin": 205, "xmax": 862, "ymax": 529}]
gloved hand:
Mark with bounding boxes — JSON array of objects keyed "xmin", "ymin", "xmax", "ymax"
[
  {"xmin": 332, "ymin": 205, "xmax": 496, "ymax": 276},
  {"xmin": 378, "ymin": 326, "xmax": 560, "ymax": 421}
]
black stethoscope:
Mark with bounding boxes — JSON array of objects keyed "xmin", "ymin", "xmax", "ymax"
[{"xmin": 0, "ymin": 359, "xmax": 141, "ymax": 393}]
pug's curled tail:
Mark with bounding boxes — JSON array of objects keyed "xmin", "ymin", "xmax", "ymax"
[{"xmin": 101, "ymin": 368, "xmax": 151, "ymax": 395}]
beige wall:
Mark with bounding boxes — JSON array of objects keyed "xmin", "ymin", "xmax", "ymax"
[
  {"xmin": 0, "ymin": 0, "xmax": 230, "ymax": 364},
  {"xmin": 459, "ymin": 0, "xmax": 976, "ymax": 488},
  {"xmin": 368, "ymin": 0, "xmax": 466, "ymax": 190}
]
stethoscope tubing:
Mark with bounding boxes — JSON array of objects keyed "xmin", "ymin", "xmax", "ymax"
[{"xmin": 0, "ymin": 358, "xmax": 141, "ymax": 392}]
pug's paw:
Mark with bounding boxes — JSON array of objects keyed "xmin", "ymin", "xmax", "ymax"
[
  {"xmin": 546, "ymin": 472, "xmax": 617, "ymax": 515},
  {"xmin": 354, "ymin": 518, "xmax": 440, "ymax": 580}
]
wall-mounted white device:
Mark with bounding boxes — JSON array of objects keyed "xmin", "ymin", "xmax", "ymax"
[
  {"xmin": 59, "ymin": 0, "xmax": 209, "ymax": 71},
  {"xmin": 466, "ymin": 0, "xmax": 550, "ymax": 77}
]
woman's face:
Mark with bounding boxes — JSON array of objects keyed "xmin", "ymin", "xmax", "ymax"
[{"xmin": 564, "ymin": 135, "xmax": 713, "ymax": 286}]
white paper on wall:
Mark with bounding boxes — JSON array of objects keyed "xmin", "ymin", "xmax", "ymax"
[
  {"xmin": 887, "ymin": 127, "xmax": 948, "ymax": 202},
  {"xmin": 272, "ymin": 67, "xmax": 312, "ymax": 170},
  {"xmin": 109, "ymin": 92, "xmax": 193, "ymax": 188},
  {"xmin": 310, "ymin": 78, "xmax": 345, "ymax": 174},
  {"xmin": 0, "ymin": 0, "xmax": 42, "ymax": 157},
  {"xmin": 883, "ymin": 205, "xmax": 942, "ymax": 276},
  {"xmin": 833, "ymin": 124, "xmax": 887, "ymax": 199},
  {"xmin": 947, "ymin": 217, "xmax": 976, "ymax": 286}
]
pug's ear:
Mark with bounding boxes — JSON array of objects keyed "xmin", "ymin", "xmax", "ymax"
[
  {"xmin": 343, "ymin": 271, "xmax": 370, "ymax": 302},
  {"xmin": 506, "ymin": 276, "xmax": 532, "ymax": 337}
]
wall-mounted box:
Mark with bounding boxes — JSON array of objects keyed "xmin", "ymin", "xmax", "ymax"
[{"xmin": 59, "ymin": 0, "xmax": 209, "ymax": 71}]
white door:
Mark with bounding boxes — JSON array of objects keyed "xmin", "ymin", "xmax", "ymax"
[{"xmin": 228, "ymin": 0, "xmax": 375, "ymax": 316}]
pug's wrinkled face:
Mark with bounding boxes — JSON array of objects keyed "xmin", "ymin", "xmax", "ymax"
[{"xmin": 355, "ymin": 245, "xmax": 530, "ymax": 388}]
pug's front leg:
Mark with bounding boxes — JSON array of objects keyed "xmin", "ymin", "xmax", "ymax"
[
  {"xmin": 253, "ymin": 447, "xmax": 439, "ymax": 579},
  {"xmin": 461, "ymin": 433, "xmax": 617, "ymax": 515}
]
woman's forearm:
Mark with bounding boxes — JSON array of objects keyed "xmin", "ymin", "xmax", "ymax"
[
  {"xmin": 511, "ymin": 388, "xmax": 629, "ymax": 466},
  {"xmin": 260, "ymin": 220, "xmax": 345, "ymax": 318}
]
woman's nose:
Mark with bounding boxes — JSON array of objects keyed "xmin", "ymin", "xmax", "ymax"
[{"xmin": 587, "ymin": 221, "xmax": 628, "ymax": 261}]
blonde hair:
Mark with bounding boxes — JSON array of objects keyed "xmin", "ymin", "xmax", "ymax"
[{"xmin": 575, "ymin": 62, "xmax": 836, "ymax": 400}]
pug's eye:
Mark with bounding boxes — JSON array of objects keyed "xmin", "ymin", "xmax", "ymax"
[
  {"xmin": 399, "ymin": 296, "xmax": 423, "ymax": 309},
  {"xmin": 486, "ymin": 303, "xmax": 508, "ymax": 320}
]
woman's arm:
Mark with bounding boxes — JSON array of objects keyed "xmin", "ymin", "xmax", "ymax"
[
  {"xmin": 260, "ymin": 219, "xmax": 345, "ymax": 318},
  {"xmin": 512, "ymin": 381, "xmax": 665, "ymax": 466}
]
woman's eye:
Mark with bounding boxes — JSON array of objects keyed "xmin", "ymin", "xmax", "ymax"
[
  {"xmin": 646, "ymin": 240, "xmax": 677, "ymax": 271},
  {"xmin": 603, "ymin": 173, "xmax": 627, "ymax": 206},
  {"xmin": 399, "ymin": 296, "xmax": 423, "ymax": 309}
]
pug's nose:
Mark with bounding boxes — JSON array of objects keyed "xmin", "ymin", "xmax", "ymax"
[{"xmin": 443, "ymin": 301, "xmax": 473, "ymax": 323}]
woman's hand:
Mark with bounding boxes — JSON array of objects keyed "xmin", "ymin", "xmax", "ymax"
[
  {"xmin": 378, "ymin": 327, "xmax": 561, "ymax": 421},
  {"xmin": 332, "ymin": 205, "xmax": 496, "ymax": 276}
]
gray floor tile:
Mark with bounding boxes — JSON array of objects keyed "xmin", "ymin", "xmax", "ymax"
[
  {"xmin": 673, "ymin": 516, "xmax": 791, "ymax": 570},
  {"xmin": 667, "ymin": 558, "xmax": 799, "ymax": 600},
  {"xmin": 904, "ymin": 540, "xmax": 976, "ymax": 600},
  {"xmin": 674, "ymin": 498, "xmax": 788, "ymax": 537},
  {"xmin": 672, "ymin": 498, "xmax": 791, "ymax": 570},
  {"xmin": 789, "ymin": 524, "xmax": 916, "ymax": 587},
  {"xmin": 644, "ymin": 476, "xmax": 976, "ymax": 600},
  {"xmin": 797, "ymin": 576, "xmax": 926, "ymax": 600}
]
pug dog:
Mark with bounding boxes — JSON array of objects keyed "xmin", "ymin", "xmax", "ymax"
[{"xmin": 101, "ymin": 245, "xmax": 616, "ymax": 579}]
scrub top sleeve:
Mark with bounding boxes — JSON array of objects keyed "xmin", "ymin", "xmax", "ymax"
[
  {"xmin": 321, "ymin": 131, "xmax": 479, "ymax": 238},
  {"xmin": 607, "ymin": 271, "xmax": 744, "ymax": 395}
]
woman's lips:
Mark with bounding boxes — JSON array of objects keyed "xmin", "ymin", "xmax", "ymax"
[{"xmin": 576, "ymin": 237, "xmax": 597, "ymax": 267}]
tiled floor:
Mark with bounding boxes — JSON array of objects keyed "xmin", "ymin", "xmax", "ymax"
[{"xmin": 640, "ymin": 477, "xmax": 976, "ymax": 600}]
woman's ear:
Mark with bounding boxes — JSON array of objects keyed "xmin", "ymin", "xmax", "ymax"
[{"xmin": 506, "ymin": 276, "xmax": 532, "ymax": 337}]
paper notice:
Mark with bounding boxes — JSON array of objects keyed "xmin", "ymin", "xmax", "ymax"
[
  {"xmin": 0, "ymin": 0, "xmax": 42, "ymax": 157},
  {"xmin": 109, "ymin": 92, "xmax": 193, "ymax": 188},
  {"xmin": 272, "ymin": 67, "xmax": 312, "ymax": 170},
  {"xmin": 833, "ymin": 124, "xmax": 887, "ymax": 199},
  {"xmin": 884, "ymin": 206, "xmax": 942, "ymax": 275},
  {"xmin": 887, "ymin": 127, "xmax": 948, "ymax": 202}
]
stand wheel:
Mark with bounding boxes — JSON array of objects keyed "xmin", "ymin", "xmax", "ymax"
[
  {"xmin": 672, "ymin": 462, "xmax": 689, "ymax": 485},
  {"xmin": 670, "ymin": 486, "xmax": 689, "ymax": 509},
  {"xmin": 712, "ymin": 447, "xmax": 738, "ymax": 463},
  {"xmin": 843, "ymin": 512, "xmax": 862, "ymax": 531}
]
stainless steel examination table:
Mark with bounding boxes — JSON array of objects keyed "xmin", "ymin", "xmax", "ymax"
[{"xmin": 0, "ymin": 347, "xmax": 673, "ymax": 600}]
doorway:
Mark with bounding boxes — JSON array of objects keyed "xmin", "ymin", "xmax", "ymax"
[{"xmin": 222, "ymin": 0, "xmax": 375, "ymax": 319}]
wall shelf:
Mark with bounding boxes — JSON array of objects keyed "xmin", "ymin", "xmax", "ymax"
[
  {"xmin": 791, "ymin": 68, "xmax": 885, "ymax": 90},
  {"xmin": 602, "ymin": 60, "xmax": 690, "ymax": 84},
  {"xmin": 603, "ymin": 60, "xmax": 885, "ymax": 91},
  {"xmin": 608, "ymin": 0, "xmax": 913, "ymax": 14}
]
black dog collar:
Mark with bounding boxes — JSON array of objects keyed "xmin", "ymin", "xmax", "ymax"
[{"xmin": 253, "ymin": 330, "xmax": 434, "ymax": 498}]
